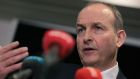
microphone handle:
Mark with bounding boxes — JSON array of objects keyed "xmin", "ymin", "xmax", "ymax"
[{"xmin": 12, "ymin": 69, "xmax": 32, "ymax": 79}]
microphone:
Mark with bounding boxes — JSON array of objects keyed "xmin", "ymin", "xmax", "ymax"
[
  {"xmin": 12, "ymin": 69, "xmax": 32, "ymax": 79},
  {"xmin": 42, "ymin": 29, "xmax": 76, "ymax": 79},
  {"xmin": 42, "ymin": 29, "xmax": 75, "ymax": 66},
  {"xmin": 75, "ymin": 67, "xmax": 102, "ymax": 79},
  {"xmin": 12, "ymin": 56, "xmax": 45, "ymax": 79}
]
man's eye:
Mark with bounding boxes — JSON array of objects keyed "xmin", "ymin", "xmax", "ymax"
[
  {"xmin": 96, "ymin": 26, "xmax": 102, "ymax": 29},
  {"xmin": 77, "ymin": 28, "xmax": 84, "ymax": 33},
  {"xmin": 95, "ymin": 24, "xmax": 103, "ymax": 30}
]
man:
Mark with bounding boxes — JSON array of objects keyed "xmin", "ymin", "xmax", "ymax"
[
  {"xmin": 76, "ymin": 1, "xmax": 127, "ymax": 79},
  {"xmin": 0, "ymin": 41, "xmax": 29, "ymax": 79},
  {"xmin": 46, "ymin": 1, "xmax": 127, "ymax": 79}
]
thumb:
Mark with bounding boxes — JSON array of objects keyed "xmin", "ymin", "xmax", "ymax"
[{"xmin": 0, "ymin": 45, "xmax": 2, "ymax": 49}]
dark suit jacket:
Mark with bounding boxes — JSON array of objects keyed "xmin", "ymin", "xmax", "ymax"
[
  {"xmin": 46, "ymin": 63, "xmax": 127, "ymax": 79},
  {"xmin": 117, "ymin": 70, "xmax": 127, "ymax": 79},
  {"xmin": 46, "ymin": 62, "xmax": 81, "ymax": 79}
]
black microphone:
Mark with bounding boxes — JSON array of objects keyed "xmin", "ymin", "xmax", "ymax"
[{"xmin": 12, "ymin": 56, "xmax": 46, "ymax": 79}]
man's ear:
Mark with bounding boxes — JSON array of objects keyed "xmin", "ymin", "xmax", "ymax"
[{"xmin": 116, "ymin": 30, "xmax": 126, "ymax": 47}]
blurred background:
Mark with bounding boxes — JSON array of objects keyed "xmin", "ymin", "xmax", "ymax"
[{"xmin": 0, "ymin": 0, "xmax": 140, "ymax": 79}]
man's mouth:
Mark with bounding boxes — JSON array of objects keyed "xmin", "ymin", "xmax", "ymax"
[{"xmin": 83, "ymin": 47, "xmax": 97, "ymax": 53}]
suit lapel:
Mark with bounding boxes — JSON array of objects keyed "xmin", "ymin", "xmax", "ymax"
[{"xmin": 117, "ymin": 70, "xmax": 127, "ymax": 79}]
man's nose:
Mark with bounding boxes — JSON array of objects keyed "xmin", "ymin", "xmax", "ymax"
[{"xmin": 83, "ymin": 30, "xmax": 93, "ymax": 44}]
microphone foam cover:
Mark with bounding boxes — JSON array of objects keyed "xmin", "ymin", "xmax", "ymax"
[
  {"xmin": 22, "ymin": 56, "xmax": 45, "ymax": 73},
  {"xmin": 75, "ymin": 67, "xmax": 102, "ymax": 79},
  {"xmin": 42, "ymin": 29, "xmax": 75, "ymax": 59}
]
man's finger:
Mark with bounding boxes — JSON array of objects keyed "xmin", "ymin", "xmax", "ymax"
[
  {"xmin": 0, "ymin": 47, "xmax": 28, "ymax": 62},
  {"xmin": 0, "ymin": 41, "xmax": 19, "ymax": 55},
  {"xmin": 2, "ymin": 52, "xmax": 28, "ymax": 67},
  {"xmin": 3, "ymin": 62, "xmax": 22, "ymax": 77}
]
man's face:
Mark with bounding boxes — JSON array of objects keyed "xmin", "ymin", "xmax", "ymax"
[{"xmin": 76, "ymin": 4, "xmax": 121, "ymax": 69}]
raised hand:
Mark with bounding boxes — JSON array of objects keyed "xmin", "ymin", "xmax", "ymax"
[{"xmin": 0, "ymin": 41, "xmax": 29, "ymax": 79}]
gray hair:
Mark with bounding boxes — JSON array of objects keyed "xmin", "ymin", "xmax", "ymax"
[{"xmin": 85, "ymin": 1, "xmax": 124, "ymax": 31}]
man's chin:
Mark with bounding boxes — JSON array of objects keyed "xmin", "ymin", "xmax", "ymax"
[{"xmin": 82, "ymin": 59, "xmax": 98, "ymax": 67}]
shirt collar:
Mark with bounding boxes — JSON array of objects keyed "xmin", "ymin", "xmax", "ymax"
[{"xmin": 101, "ymin": 63, "xmax": 119, "ymax": 79}]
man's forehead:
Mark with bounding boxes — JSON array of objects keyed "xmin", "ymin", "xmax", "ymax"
[
  {"xmin": 84, "ymin": 3, "xmax": 113, "ymax": 16},
  {"xmin": 78, "ymin": 3, "xmax": 115, "ymax": 23},
  {"xmin": 102, "ymin": 8, "xmax": 114, "ymax": 19}
]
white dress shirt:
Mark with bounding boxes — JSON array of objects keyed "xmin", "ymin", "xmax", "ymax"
[{"xmin": 101, "ymin": 63, "xmax": 119, "ymax": 79}]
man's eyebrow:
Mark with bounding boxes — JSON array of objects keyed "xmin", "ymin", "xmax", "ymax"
[
  {"xmin": 92, "ymin": 22, "xmax": 101, "ymax": 25},
  {"xmin": 91, "ymin": 22, "xmax": 105, "ymax": 26},
  {"xmin": 76, "ymin": 23, "xmax": 84, "ymax": 27}
]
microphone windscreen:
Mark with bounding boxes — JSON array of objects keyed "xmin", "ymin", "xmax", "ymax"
[
  {"xmin": 75, "ymin": 67, "xmax": 102, "ymax": 79},
  {"xmin": 22, "ymin": 56, "xmax": 45, "ymax": 70},
  {"xmin": 22, "ymin": 56, "xmax": 46, "ymax": 79},
  {"xmin": 42, "ymin": 29, "xmax": 75, "ymax": 59}
]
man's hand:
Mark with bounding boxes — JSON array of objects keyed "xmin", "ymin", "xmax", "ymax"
[{"xmin": 0, "ymin": 41, "xmax": 29, "ymax": 79}]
